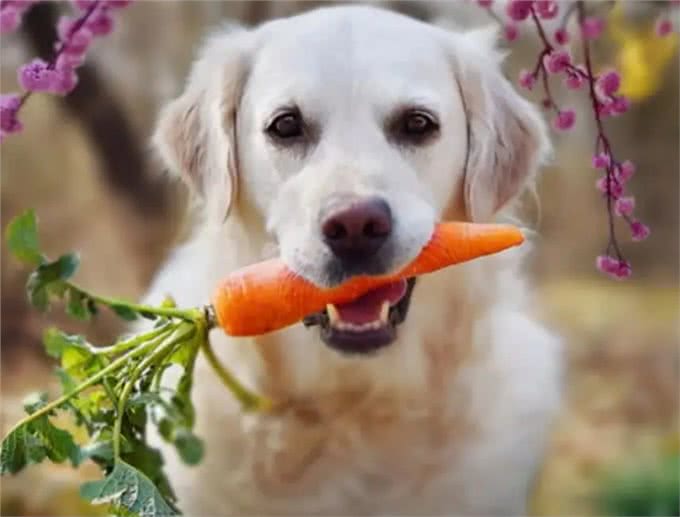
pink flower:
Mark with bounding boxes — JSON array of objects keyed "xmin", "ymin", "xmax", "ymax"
[
  {"xmin": 614, "ymin": 196, "xmax": 635, "ymax": 217},
  {"xmin": 554, "ymin": 28, "xmax": 570, "ymax": 45},
  {"xmin": 535, "ymin": 1, "xmax": 558, "ymax": 20},
  {"xmin": 581, "ymin": 16, "xmax": 605, "ymax": 40},
  {"xmin": 655, "ymin": 18, "xmax": 673, "ymax": 37},
  {"xmin": 86, "ymin": 8, "xmax": 114, "ymax": 35},
  {"xmin": 518, "ymin": 69, "xmax": 535, "ymax": 90},
  {"xmin": 592, "ymin": 152, "xmax": 611, "ymax": 169},
  {"xmin": 553, "ymin": 109, "xmax": 575, "ymax": 131},
  {"xmin": 504, "ymin": 23, "xmax": 519, "ymax": 41},
  {"xmin": 56, "ymin": 52, "xmax": 85, "ymax": 70},
  {"xmin": 49, "ymin": 66, "xmax": 79, "ymax": 95},
  {"xmin": 0, "ymin": 5, "xmax": 20, "ymax": 33},
  {"xmin": 630, "ymin": 220, "xmax": 650, "ymax": 241},
  {"xmin": 617, "ymin": 160, "xmax": 635, "ymax": 182},
  {"xmin": 544, "ymin": 49, "xmax": 571, "ymax": 73},
  {"xmin": 610, "ymin": 95, "xmax": 630, "ymax": 116},
  {"xmin": 565, "ymin": 71, "xmax": 584, "ymax": 90},
  {"xmin": 596, "ymin": 255, "xmax": 632, "ymax": 279},
  {"xmin": 477, "ymin": 0, "xmax": 493, "ymax": 7},
  {"xmin": 596, "ymin": 70, "xmax": 621, "ymax": 97},
  {"xmin": 0, "ymin": 93, "xmax": 23, "ymax": 138},
  {"xmin": 57, "ymin": 16, "xmax": 93, "ymax": 56},
  {"xmin": 506, "ymin": 0, "xmax": 532, "ymax": 21},
  {"xmin": 595, "ymin": 176, "xmax": 623, "ymax": 198},
  {"xmin": 105, "ymin": 0, "xmax": 133, "ymax": 7},
  {"xmin": 18, "ymin": 58, "xmax": 56, "ymax": 92},
  {"xmin": 71, "ymin": 0, "xmax": 97, "ymax": 10}
]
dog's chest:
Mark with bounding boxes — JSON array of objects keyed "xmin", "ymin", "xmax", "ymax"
[{"xmin": 193, "ymin": 388, "xmax": 472, "ymax": 514}]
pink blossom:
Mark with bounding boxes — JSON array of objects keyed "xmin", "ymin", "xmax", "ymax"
[
  {"xmin": 617, "ymin": 160, "xmax": 635, "ymax": 182},
  {"xmin": 0, "ymin": 93, "xmax": 23, "ymax": 138},
  {"xmin": 592, "ymin": 152, "xmax": 611, "ymax": 169},
  {"xmin": 535, "ymin": 1, "xmax": 558, "ymax": 20},
  {"xmin": 554, "ymin": 28, "xmax": 570, "ymax": 45},
  {"xmin": 49, "ymin": 66, "xmax": 79, "ymax": 95},
  {"xmin": 596, "ymin": 70, "xmax": 621, "ymax": 97},
  {"xmin": 57, "ymin": 16, "xmax": 94, "ymax": 56},
  {"xmin": 56, "ymin": 52, "xmax": 85, "ymax": 70},
  {"xmin": 506, "ymin": 0, "xmax": 532, "ymax": 22},
  {"xmin": 504, "ymin": 23, "xmax": 519, "ymax": 42},
  {"xmin": 518, "ymin": 69, "xmax": 535, "ymax": 90},
  {"xmin": 18, "ymin": 59, "xmax": 56, "ymax": 92},
  {"xmin": 565, "ymin": 71, "xmax": 584, "ymax": 90},
  {"xmin": 610, "ymin": 95, "xmax": 630, "ymax": 116},
  {"xmin": 597, "ymin": 100, "xmax": 620, "ymax": 117},
  {"xmin": 630, "ymin": 220, "xmax": 650, "ymax": 242},
  {"xmin": 614, "ymin": 196, "xmax": 635, "ymax": 217},
  {"xmin": 0, "ymin": 0, "xmax": 37, "ymax": 33},
  {"xmin": 0, "ymin": 5, "xmax": 20, "ymax": 33},
  {"xmin": 655, "ymin": 18, "xmax": 673, "ymax": 37},
  {"xmin": 86, "ymin": 7, "xmax": 114, "ymax": 35},
  {"xmin": 544, "ymin": 49, "xmax": 572, "ymax": 73},
  {"xmin": 581, "ymin": 16, "xmax": 605, "ymax": 40},
  {"xmin": 553, "ymin": 109, "xmax": 575, "ymax": 131},
  {"xmin": 596, "ymin": 176, "xmax": 623, "ymax": 198},
  {"xmin": 71, "ymin": 0, "xmax": 97, "ymax": 10},
  {"xmin": 105, "ymin": 0, "xmax": 133, "ymax": 7},
  {"xmin": 476, "ymin": 0, "xmax": 493, "ymax": 6},
  {"xmin": 596, "ymin": 255, "xmax": 632, "ymax": 279}
]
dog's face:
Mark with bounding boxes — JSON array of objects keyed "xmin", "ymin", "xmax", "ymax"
[{"xmin": 153, "ymin": 6, "xmax": 549, "ymax": 356}]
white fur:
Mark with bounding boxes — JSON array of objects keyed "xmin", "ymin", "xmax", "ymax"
[{"xmin": 147, "ymin": 5, "xmax": 562, "ymax": 516}]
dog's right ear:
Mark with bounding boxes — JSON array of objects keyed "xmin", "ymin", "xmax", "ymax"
[{"xmin": 152, "ymin": 26, "xmax": 251, "ymax": 220}]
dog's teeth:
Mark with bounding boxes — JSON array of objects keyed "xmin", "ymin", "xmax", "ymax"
[
  {"xmin": 327, "ymin": 304, "xmax": 340, "ymax": 325},
  {"xmin": 380, "ymin": 301, "xmax": 390, "ymax": 324}
]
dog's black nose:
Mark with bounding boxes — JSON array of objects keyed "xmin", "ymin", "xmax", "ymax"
[{"xmin": 321, "ymin": 196, "xmax": 392, "ymax": 262}]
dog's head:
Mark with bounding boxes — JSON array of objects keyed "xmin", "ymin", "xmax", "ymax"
[{"xmin": 153, "ymin": 6, "xmax": 549, "ymax": 357}]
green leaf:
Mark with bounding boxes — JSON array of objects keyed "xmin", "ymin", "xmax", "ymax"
[
  {"xmin": 173, "ymin": 430, "xmax": 203, "ymax": 466},
  {"xmin": 43, "ymin": 328, "xmax": 108, "ymax": 383},
  {"xmin": 67, "ymin": 288, "xmax": 93, "ymax": 321},
  {"xmin": 0, "ymin": 426, "xmax": 28, "ymax": 474},
  {"xmin": 5, "ymin": 209, "xmax": 43, "ymax": 266},
  {"xmin": 32, "ymin": 415, "xmax": 81, "ymax": 466},
  {"xmin": 109, "ymin": 303, "xmax": 139, "ymax": 322},
  {"xmin": 80, "ymin": 461, "xmax": 179, "ymax": 517},
  {"xmin": 26, "ymin": 253, "xmax": 80, "ymax": 311},
  {"xmin": 20, "ymin": 392, "xmax": 81, "ymax": 466}
]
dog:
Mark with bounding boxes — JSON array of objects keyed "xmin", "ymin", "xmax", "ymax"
[{"xmin": 145, "ymin": 5, "xmax": 563, "ymax": 515}]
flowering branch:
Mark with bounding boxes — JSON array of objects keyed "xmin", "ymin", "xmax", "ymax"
[
  {"xmin": 475, "ymin": 0, "xmax": 679, "ymax": 279},
  {"xmin": 0, "ymin": 0, "xmax": 132, "ymax": 141}
]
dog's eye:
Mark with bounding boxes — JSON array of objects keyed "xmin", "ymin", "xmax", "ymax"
[
  {"xmin": 266, "ymin": 111, "xmax": 304, "ymax": 140},
  {"xmin": 404, "ymin": 113, "xmax": 435, "ymax": 135},
  {"xmin": 390, "ymin": 109, "xmax": 439, "ymax": 145}
]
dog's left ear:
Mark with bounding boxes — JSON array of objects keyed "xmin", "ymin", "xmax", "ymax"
[{"xmin": 446, "ymin": 27, "xmax": 551, "ymax": 222}]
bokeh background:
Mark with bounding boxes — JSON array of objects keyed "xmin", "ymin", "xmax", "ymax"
[{"xmin": 1, "ymin": 1, "xmax": 678, "ymax": 515}]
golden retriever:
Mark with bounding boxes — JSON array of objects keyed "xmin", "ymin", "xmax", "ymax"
[{"xmin": 146, "ymin": 5, "xmax": 563, "ymax": 515}]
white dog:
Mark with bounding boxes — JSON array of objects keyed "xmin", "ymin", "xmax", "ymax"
[{"xmin": 146, "ymin": 5, "xmax": 562, "ymax": 515}]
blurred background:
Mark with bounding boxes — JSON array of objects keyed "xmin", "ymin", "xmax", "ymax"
[{"xmin": 0, "ymin": 1, "xmax": 677, "ymax": 515}]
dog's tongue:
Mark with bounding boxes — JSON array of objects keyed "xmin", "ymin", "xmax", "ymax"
[{"xmin": 334, "ymin": 280, "xmax": 407, "ymax": 325}]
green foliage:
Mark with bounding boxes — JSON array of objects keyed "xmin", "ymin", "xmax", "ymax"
[
  {"xmin": 80, "ymin": 461, "xmax": 180, "ymax": 516},
  {"xmin": 1, "ymin": 209, "xmax": 267, "ymax": 516},
  {"xmin": 0, "ymin": 210, "xmax": 208, "ymax": 516},
  {"xmin": 594, "ymin": 452, "xmax": 680, "ymax": 516}
]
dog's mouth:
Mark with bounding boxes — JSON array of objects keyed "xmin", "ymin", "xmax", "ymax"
[{"xmin": 303, "ymin": 278, "xmax": 416, "ymax": 355}]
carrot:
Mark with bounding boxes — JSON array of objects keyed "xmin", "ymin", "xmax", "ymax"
[{"xmin": 212, "ymin": 221, "xmax": 524, "ymax": 336}]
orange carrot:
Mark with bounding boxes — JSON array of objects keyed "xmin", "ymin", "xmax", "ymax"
[{"xmin": 212, "ymin": 222, "xmax": 524, "ymax": 336}]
